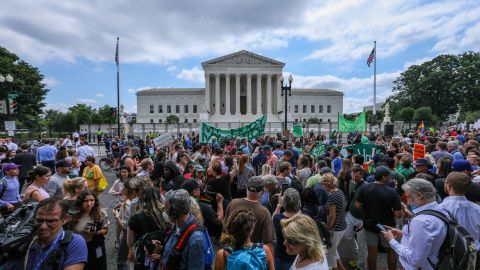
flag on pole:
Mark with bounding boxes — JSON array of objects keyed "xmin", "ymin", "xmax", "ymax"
[
  {"xmin": 418, "ymin": 120, "xmax": 425, "ymax": 133},
  {"xmin": 115, "ymin": 37, "xmax": 119, "ymax": 66},
  {"xmin": 367, "ymin": 47, "xmax": 375, "ymax": 67}
]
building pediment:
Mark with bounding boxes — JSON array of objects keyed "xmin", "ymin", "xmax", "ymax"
[{"xmin": 202, "ymin": 50, "xmax": 285, "ymax": 68}]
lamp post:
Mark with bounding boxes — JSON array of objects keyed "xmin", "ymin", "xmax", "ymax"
[
  {"xmin": 280, "ymin": 74, "xmax": 293, "ymax": 131},
  {"xmin": 0, "ymin": 74, "xmax": 14, "ymax": 120}
]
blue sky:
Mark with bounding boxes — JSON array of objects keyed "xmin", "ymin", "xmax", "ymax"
[{"xmin": 1, "ymin": 0, "xmax": 479, "ymax": 113}]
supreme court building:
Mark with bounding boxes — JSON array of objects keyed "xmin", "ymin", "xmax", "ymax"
[{"xmin": 136, "ymin": 50, "xmax": 343, "ymax": 129}]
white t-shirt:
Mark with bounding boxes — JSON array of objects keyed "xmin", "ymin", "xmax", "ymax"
[{"xmin": 289, "ymin": 256, "xmax": 329, "ymax": 270}]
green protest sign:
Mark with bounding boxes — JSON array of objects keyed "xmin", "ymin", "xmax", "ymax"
[
  {"xmin": 200, "ymin": 115, "xmax": 267, "ymax": 143},
  {"xmin": 310, "ymin": 144, "xmax": 326, "ymax": 159},
  {"xmin": 342, "ymin": 143, "xmax": 378, "ymax": 162},
  {"xmin": 293, "ymin": 125, "xmax": 303, "ymax": 137},
  {"xmin": 338, "ymin": 112, "xmax": 366, "ymax": 132}
]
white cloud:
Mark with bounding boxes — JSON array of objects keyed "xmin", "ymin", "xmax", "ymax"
[
  {"xmin": 127, "ymin": 86, "xmax": 152, "ymax": 94},
  {"xmin": 403, "ymin": 57, "xmax": 433, "ymax": 69},
  {"xmin": 95, "ymin": 93, "xmax": 104, "ymax": 97},
  {"xmin": 177, "ymin": 67, "xmax": 204, "ymax": 83},
  {"xmin": 42, "ymin": 77, "xmax": 59, "ymax": 88},
  {"xmin": 77, "ymin": 98, "xmax": 98, "ymax": 105},
  {"xmin": 44, "ymin": 102, "xmax": 71, "ymax": 112},
  {"xmin": 167, "ymin": 65, "xmax": 178, "ymax": 73}
]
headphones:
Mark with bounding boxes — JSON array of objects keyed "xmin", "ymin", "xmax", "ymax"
[{"xmin": 168, "ymin": 198, "xmax": 190, "ymax": 220}]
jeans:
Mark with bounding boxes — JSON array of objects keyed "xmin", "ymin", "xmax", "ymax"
[
  {"xmin": 340, "ymin": 212, "xmax": 367, "ymax": 269},
  {"xmin": 117, "ymin": 229, "xmax": 129, "ymax": 270},
  {"xmin": 326, "ymin": 230, "xmax": 346, "ymax": 269}
]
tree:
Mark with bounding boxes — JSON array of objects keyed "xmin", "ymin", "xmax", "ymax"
[
  {"xmin": 68, "ymin": 104, "xmax": 93, "ymax": 129},
  {"xmin": 365, "ymin": 110, "xmax": 384, "ymax": 125},
  {"xmin": 413, "ymin": 106, "xmax": 438, "ymax": 124},
  {"xmin": 396, "ymin": 107, "xmax": 415, "ymax": 122},
  {"xmin": 166, "ymin": 115, "xmax": 179, "ymax": 124},
  {"xmin": 97, "ymin": 105, "xmax": 116, "ymax": 124},
  {"xmin": 0, "ymin": 46, "xmax": 48, "ymax": 129},
  {"xmin": 458, "ymin": 110, "xmax": 480, "ymax": 123},
  {"xmin": 307, "ymin": 117, "xmax": 320, "ymax": 124},
  {"xmin": 388, "ymin": 52, "xmax": 480, "ymax": 121}
]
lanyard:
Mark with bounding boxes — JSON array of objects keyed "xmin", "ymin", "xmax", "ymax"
[{"xmin": 27, "ymin": 230, "xmax": 65, "ymax": 270}]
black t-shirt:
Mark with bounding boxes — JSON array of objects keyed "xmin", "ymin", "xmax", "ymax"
[
  {"xmin": 128, "ymin": 212, "xmax": 163, "ymax": 242},
  {"xmin": 206, "ymin": 175, "xmax": 231, "ymax": 200},
  {"xmin": 198, "ymin": 201, "xmax": 222, "ymax": 238},
  {"xmin": 356, "ymin": 182, "xmax": 402, "ymax": 232},
  {"xmin": 273, "ymin": 213, "xmax": 296, "ymax": 263},
  {"xmin": 466, "ymin": 182, "xmax": 480, "ymax": 204}
]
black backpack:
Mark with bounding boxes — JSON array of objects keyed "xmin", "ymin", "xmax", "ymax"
[
  {"xmin": 0, "ymin": 202, "xmax": 39, "ymax": 262},
  {"xmin": 414, "ymin": 210, "xmax": 477, "ymax": 270}
]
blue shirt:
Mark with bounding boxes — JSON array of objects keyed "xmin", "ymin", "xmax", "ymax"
[
  {"xmin": 440, "ymin": 195, "xmax": 480, "ymax": 249},
  {"xmin": 77, "ymin": 145, "xmax": 95, "ymax": 162},
  {"xmin": 36, "ymin": 145, "xmax": 57, "ymax": 162},
  {"xmin": 389, "ymin": 201, "xmax": 447, "ymax": 270},
  {"xmin": 162, "ymin": 214, "xmax": 206, "ymax": 270},
  {"xmin": 332, "ymin": 157, "xmax": 342, "ymax": 176},
  {"xmin": 3, "ymin": 230, "xmax": 88, "ymax": 270},
  {"xmin": 273, "ymin": 150, "xmax": 284, "ymax": 158},
  {"xmin": 0, "ymin": 176, "xmax": 21, "ymax": 208},
  {"xmin": 451, "ymin": 150, "xmax": 464, "ymax": 161}
]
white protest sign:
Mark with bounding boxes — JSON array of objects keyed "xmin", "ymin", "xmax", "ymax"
[{"xmin": 153, "ymin": 133, "xmax": 175, "ymax": 147}]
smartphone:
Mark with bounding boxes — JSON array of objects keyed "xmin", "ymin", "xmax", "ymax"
[{"xmin": 376, "ymin": 224, "xmax": 387, "ymax": 232}]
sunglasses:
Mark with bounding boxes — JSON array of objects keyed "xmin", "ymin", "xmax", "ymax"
[{"xmin": 285, "ymin": 237, "xmax": 300, "ymax": 246}]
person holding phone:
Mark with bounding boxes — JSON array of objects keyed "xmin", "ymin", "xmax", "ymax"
[{"xmin": 70, "ymin": 189, "xmax": 109, "ymax": 270}]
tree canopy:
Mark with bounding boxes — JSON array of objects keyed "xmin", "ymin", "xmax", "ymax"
[
  {"xmin": 0, "ymin": 46, "xmax": 48, "ymax": 130},
  {"xmin": 388, "ymin": 51, "xmax": 480, "ymax": 121}
]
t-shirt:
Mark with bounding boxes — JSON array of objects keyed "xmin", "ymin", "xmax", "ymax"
[
  {"xmin": 356, "ymin": 182, "xmax": 402, "ymax": 233},
  {"xmin": 129, "ymin": 212, "xmax": 167, "ymax": 243},
  {"xmin": 225, "ymin": 198, "xmax": 275, "ymax": 244},
  {"xmin": 348, "ymin": 181, "xmax": 367, "ymax": 219},
  {"xmin": 44, "ymin": 174, "xmax": 69, "ymax": 199},
  {"xmin": 206, "ymin": 175, "xmax": 231, "ymax": 200},
  {"xmin": 272, "ymin": 213, "xmax": 296, "ymax": 263},
  {"xmin": 326, "ymin": 190, "xmax": 347, "ymax": 231},
  {"xmin": 198, "ymin": 201, "xmax": 222, "ymax": 238},
  {"xmin": 82, "ymin": 165, "xmax": 103, "ymax": 190}
]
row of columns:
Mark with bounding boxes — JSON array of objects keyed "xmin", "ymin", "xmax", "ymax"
[{"xmin": 204, "ymin": 73, "xmax": 279, "ymax": 116}]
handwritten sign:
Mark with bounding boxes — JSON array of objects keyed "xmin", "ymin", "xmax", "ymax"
[
  {"xmin": 413, "ymin": 143, "xmax": 426, "ymax": 161},
  {"xmin": 153, "ymin": 133, "xmax": 175, "ymax": 147}
]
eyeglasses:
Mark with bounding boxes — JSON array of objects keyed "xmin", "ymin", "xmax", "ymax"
[
  {"xmin": 285, "ymin": 237, "xmax": 300, "ymax": 246},
  {"xmin": 34, "ymin": 218, "xmax": 61, "ymax": 226}
]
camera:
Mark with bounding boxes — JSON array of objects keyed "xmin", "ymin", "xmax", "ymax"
[{"xmin": 86, "ymin": 221, "xmax": 104, "ymax": 232}]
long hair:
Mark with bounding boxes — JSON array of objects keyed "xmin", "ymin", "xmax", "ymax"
[
  {"xmin": 239, "ymin": 154, "xmax": 249, "ymax": 172},
  {"xmin": 220, "ymin": 208, "xmax": 256, "ymax": 250},
  {"xmin": 63, "ymin": 177, "xmax": 86, "ymax": 195},
  {"xmin": 437, "ymin": 157, "xmax": 452, "ymax": 178},
  {"xmin": 281, "ymin": 214, "xmax": 325, "ymax": 262},
  {"xmin": 28, "ymin": 166, "xmax": 51, "ymax": 185},
  {"xmin": 136, "ymin": 187, "xmax": 170, "ymax": 230},
  {"xmin": 75, "ymin": 189, "xmax": 102, "ymax": 221},
  {"xmin": 338, "ymin": 158, "xmax": 352, "ymax": 180}
]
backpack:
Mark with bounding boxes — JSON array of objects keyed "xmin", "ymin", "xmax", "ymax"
[
  {"xmin": 164, "ymin": 223, "xmax": 213, "ymax": 270},
  {"xmin": 222, "ymin": 243, "xmax": 267, "ymax": 270},
  {"xmin": 44, "ymin": 230, "xmax": 74, "ymax": 270},
  {"xmin": 414, "ymin": 210, "xmax": 477, "ymax": 270},
  {"xmin": 314, "ymin": 217, "xmax": 332, "ymax": 249},
  {"xmin": 0, "ymin": 202, "xmax": 39, "ymax": 262},
  {"xmin": 0, "ymin": 178, "xmax": 7, "ymax": 200}
]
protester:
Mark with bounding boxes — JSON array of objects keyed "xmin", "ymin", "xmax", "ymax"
[
  {"xmin": 281, "ymin": 214, "xmax": 329, "ymax": 270},
  {"xmin": 70, "ymin": 189, "xmax": 109, "ymax": 270},
  {"xmin": 23, "ymin": 165, "xmax": 51, "ymax": 202},
  {"xmin": 296, "ymin": 155, "xmax": 312, "ymax": 187},
  {"xmin": 214, "ymin": 208, "xmax": 275, "ymax": 270},
  {"xmin": 382, "ymin": 178, "xmax": 447, "ymax": 270},
  {"xmin": 234, "ymin": 154, "xmax": 254, "ymax": 198},
  {"xmin": 82, "ymin": 156, "xmax": 104, "ymax": 193},
  {"xmin": 0, "ymin": 163, "xmax": 22, "ymax": 217},
  {"xmin": 13, "ymin": 143, "xmax": 37, "ymax": 192},
  {"xmin": 36, "ymin": 139, "xmax": 57, "ymax": 173},
  {"xmin": 45, "ymin": 159, "xmax": 71, "ymax": 199},
  {"xmin": 63, "ymin": 177, "xmax": 88, "ymax": 211},
  {"xmin": 109, "ymin": 166, "xmax": 129, "ymax": 203}
]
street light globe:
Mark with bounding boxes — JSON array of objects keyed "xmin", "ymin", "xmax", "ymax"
[
  {"xmin": 0, "ymin": 74, "xmax": 5, "ymax": 83},
  {"xmin": 5, "ymin": 74, "xmax": 13, "ymax": 82},
  {"xmin": 288, "ymin": 74, "xmax": 293, "ymax": 83}
]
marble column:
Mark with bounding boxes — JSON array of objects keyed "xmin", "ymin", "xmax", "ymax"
[
  {"xmin": 215, "ymin": 73, "xmax": 220, "ymax": 115},
  {"xmin": 247, "ymin": 73, "xmax": 252, "ymax": 114},
  {"xmin": 235, "ymin": 74, "xmax": 241, "ymax": 115},
  {"xmin": 277, "ymin": 74, "xmax": 283, "ymax": 115},
  {"xmin": 204, "ymin": 73, "xmax": 210, "ymax": 113},
  {"xmin": 225, "ymin": 73, "xmax": 231, "ymax": 116},
  {"xmin": 267, "ymin": 74, "xmax": 272, "ymax": 114},
  {"xmin": 256, "ymin": 74, "xmax": 262, "ymax": 115}
]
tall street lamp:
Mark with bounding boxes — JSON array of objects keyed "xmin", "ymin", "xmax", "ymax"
[
  {"xmin": 280, "ymin": 74, "xmax": 293, "ymax": 131},
  {"xmin": 0, "ymin": 74, "xmax": 14, "ymax": 120}
]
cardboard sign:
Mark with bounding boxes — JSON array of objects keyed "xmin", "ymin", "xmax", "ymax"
[
  {"xmin": 413, "ymin": 143, "xmax": 426, "ymax": 161},
  {"xmin": 293, "ymin": 125, "xmax": 303, "ymax": 137},
  {"xmin": 153, "ymin": 133, "xmax": 175, "ymax": 147}
]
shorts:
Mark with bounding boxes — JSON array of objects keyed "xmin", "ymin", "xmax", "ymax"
[{"xmin": 364, "ymin": 229, "xmax": 390, "ymax": 248}]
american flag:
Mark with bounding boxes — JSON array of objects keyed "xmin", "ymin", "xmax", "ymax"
[
  {"xmin": 115, "ymin": 37, "xmax": 119, "ymax": 66},
  {"xmin": 367, "ymin": 47, "xmax": 375, "ymax": 67}
]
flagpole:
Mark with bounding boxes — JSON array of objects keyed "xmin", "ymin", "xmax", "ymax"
[
  {"xmin": 373, "ymin": 40, "xmax": 377, "ymax": 127},
  {"xmin": 116, "ymin": 37, "xmax": 120, "ymax": 137}
]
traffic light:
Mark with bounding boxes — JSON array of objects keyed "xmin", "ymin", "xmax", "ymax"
[
  {"xmin": 111, "ymin": 107, "xmax": 117, "ymax": 117},
  {"xmin": 9, "ymin": 98, "xmax": 17, "ymax": 114}
]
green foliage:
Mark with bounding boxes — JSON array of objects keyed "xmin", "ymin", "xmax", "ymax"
[
  {"xmin": 458, "ymin": 110, "xmax": 480, "ymax": 123},
  {"xmin": 396, "ymin": 107, "xmax": 415, "ymax": 121},
  {"xmin": 365, "ymin": 110, "xmax": 384, "ymax": 124},
  {"xmin": 0, "ymin": 46, "xmax": 48, "ymax": 129},
  {"xmin": 166, "ymin": 115, "xmax": 179, "ymax": 124},
  {"xmin": 413, "ymin": 107, "xmax": 437, "ymax": 124},
  {"xmin": 307, "ymin": 117, "xmax": 320, "ymax": 124},
  {"xmin": 43, "ymin": 104, "xmax": 116, "ymax": 133},
  {"xmin": 388, "ymin": 52, "xmax": 480, "ymax": 121}
]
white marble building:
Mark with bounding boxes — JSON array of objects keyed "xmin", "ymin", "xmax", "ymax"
[{"xmin": 136, "ymin": 50, "xmax": 343, "ymax": 126}]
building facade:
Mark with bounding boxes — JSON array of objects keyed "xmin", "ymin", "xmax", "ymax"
[{"xmin": 137, "ymin": 50, "xmax": 343, "ymax": 126}]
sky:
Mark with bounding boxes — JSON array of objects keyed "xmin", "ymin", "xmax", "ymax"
[{"xmin": 1, "ymin": 0, "xmax": 479, "ymax": 114}]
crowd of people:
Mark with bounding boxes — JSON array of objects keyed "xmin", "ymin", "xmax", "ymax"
[{"xmin": 0, "ymin": 128, "xmax": 479, "ymax": 270}]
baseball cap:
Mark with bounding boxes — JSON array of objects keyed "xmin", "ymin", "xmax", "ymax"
[
  {"xmin": 319, "ymin": 167, "xmax": 333, "ymax": 175},
  {"xmin": 194, "ymin": 165, "xmax": 205, "ymax": 172},
  {"xmin": 182, "ymin": 179, "xmax": 200, "ymax": 193},
  {"xmin": 262, "ymin": 145, "xmax": 272, "ymax": 151},
  {"xmin": 413, "ymin": 158, "xmax": 429, "ymax": 166},
  {"xmin": 2, "ymin": 163, "xmax": 20, "ymax": 172},
  {"xmin": 131, "ymin": 146, "xmax": 140, "ymax": 153},
  {"xmin": 452, "ymin": 160, "xmax": 473, "ymax": 172},
  {"xmin": 374, "ymin": 166, "xmax": 391, "ymax": 179},
  {"xmin": 55, "ymin": 159, "xmax": 70, "ymax": 168},
  {"xmin": 247, "ymin": 176, "xmax": 264, "ymax": 193}
]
